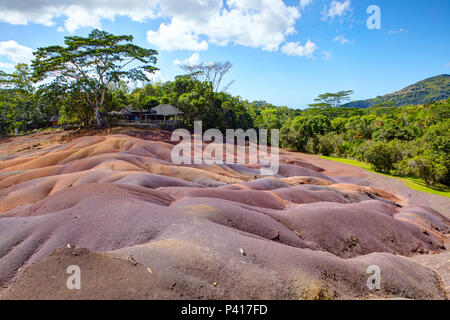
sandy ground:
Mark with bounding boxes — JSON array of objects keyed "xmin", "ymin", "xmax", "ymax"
[
  {"xmin": 277, "ymin": 151, "xmax": 450, "ymax": 217},
  {"xmin": 0, "ymin": 128, "xmax": 448, "ymax": 300}
]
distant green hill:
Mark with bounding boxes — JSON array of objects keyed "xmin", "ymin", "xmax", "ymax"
[{"xmin": 344, "ymin": 74, "xmax": 450, "ymax": 108}]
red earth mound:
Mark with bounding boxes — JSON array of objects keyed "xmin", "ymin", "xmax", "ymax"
[{"xmin": 0, "ymin": 131, "xmax": 448, "ymax": 300}]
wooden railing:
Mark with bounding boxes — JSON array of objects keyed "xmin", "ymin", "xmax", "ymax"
[{"xmin": 118, "ymin": 119, "xmax": 182, "ymax": 129}]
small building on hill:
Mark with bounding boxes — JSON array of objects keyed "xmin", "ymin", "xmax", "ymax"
[
  {"xmin": 49, "ymin": 114, "xmax": 59, "ymax": 127},
  {"xmin": 110, "ymin": 104, "xmax": 183, "ymax": 129},
  {"xmin": 146, "ymin": 104, "xmax": 183, "ymax": 124}
]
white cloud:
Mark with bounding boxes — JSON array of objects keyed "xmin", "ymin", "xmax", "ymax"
[
  {"xmin": 159, "ymin": 0, "xmax": 222, "ymax": 22},
  {"xmin": 445, "ymin": 62, "xmax": 450, "ymax": 68},
  {"xmin": 388, "ymin": 28, "xmax": 408, "ymax": 35},
  {"xmin": 322, "ymin": 50, "xmax": 332, "ymax": 61},
  {"xmin": 0, "ymin": 0, "xmax": 160, "ymax": 31},
  {"xmin": 323, "ymin": 0, "xmax": 351, "ymax": 20},
  {"xmin": 333, "ymin": 34, "xmax": 352, "ymax": 44},
  {"xmin": 300, "ymin": 0, "xmax": 313, "ymax": 9},
  {"xmin": 0, "ymin": 0, "xmax": 302, "ymax": 53},
  {"xmin": 148, "ymin": 0, "xmax": 301, "ymax": 52},
  {"xmin": 0, "ymin": 1, "xmax": 310, "ymax": 56},
  {"xmin": 173, "ymin": 52, "xmax": 201, "ymax": 66},
  {"xmin": 281, "ymin": 40, "xmax": 317, "ymax": 58},
  {"xmin": 146, "ymin": 70, "xmax": 165, "ymax": 82},
  {"xmin": 147, "ymin": 18, "xmax": 209, "ymax": 51},
  {"xmin": 63, "ymin": 5, "xmax": 102, "ymax": 32},
  {"xmin": 0, "ymin": 62, "xmax": 15, "ymax": 70},
  {"xmin": 0, "ymin": 40, "xmax": 34, "ymax": 64}
]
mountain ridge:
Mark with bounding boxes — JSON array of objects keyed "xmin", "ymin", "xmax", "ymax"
[{"xmin": 344, "ymin": 74, "xmax": 450, "ymax": 108}]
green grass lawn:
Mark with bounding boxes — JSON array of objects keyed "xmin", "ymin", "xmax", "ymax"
[{"xmin": 319, "ymin": 155, "xmax": 450, "ymax": 198}]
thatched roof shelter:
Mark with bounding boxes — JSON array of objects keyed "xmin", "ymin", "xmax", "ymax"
[{"xmin": 151, "ymin": 104, "xmax": 183, "ymax": 116}]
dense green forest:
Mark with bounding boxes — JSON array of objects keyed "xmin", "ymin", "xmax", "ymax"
[
  {"xmin": 279, "ymin": 101, "xmax": 450, "ymax": 187},
  {"xmin": 344, "ymin": 74, "xmax": 450, "ymax": 108},
  {"xmin": 0, "ymin": 30, "xmax": 449, "ymax": 188}
]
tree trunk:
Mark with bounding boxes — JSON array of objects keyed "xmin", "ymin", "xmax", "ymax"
[{"xmin": 94, "ymin": 107, "xmax": 104, "ymax": 127}]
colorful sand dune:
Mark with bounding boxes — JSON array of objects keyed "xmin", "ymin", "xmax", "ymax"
[{"xmin": 0, "ymin": 130, "xmax": 448, "ymax": 299}]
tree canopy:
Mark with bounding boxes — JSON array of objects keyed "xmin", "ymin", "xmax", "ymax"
[
  {"xmin": 0, "ymin": 29, "xmax": 448, "ymax": 189},
  {"xmin": 31, "ymin": 29, "xmax": 158, "ymax": 126},
  {"xmin": 309, "ymin": 90, "xmax": 354, "ymax": 108},
  {"xmin": 178, "ymin": 61, "xmax": 234, "ymax": 92}
]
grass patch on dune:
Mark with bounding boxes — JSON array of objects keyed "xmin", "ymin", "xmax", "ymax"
[
  {"xmin": 320, "ymin": 156, "xmax": 372, "ymax": 171},
  {"xmin": 397, "ymin": 177, "xmax": 450, "ymax": 197},
  {"xmin": 319, "ymin": 155, "xmax": 450, "ymax": 198}
]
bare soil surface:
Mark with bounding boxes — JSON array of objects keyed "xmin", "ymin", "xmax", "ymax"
[{"xmin": 0, "ymin": 128, "xmax": 448, "ymax": 300}]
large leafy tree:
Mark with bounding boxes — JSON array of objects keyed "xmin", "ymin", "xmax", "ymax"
[
  {"xmin": 0, "ymin": 64, "xmax": 35, "ymax": 132},
  {"xmin": 309, "ymin": 90, "xmax": 354, "ymax": 108},
  {"xmin": 31, "ymin": 29, "xmax": 158, "ymax": 126},
  {"xmin": 33, "ymin": 81, "xmax": 68, "ymax": 123},
  {"xmin": 179, "ymin": 61, "xmax": 234, "ymax": 92},
  {"xmin": 0, "ymin": 70, "xmax": 16, "ymax": 89},
  {"xmin": 280, "ymin": 115, "xmax": 331, "ymax": 151},
  {"xmin": 0, "ymin": 70, "xmax": 14, "ymax": 133}
]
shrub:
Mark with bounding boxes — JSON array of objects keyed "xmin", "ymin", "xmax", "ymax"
[
  {"xmin": 372, "ymin": 122, "xmax": 414, "ymax": 141},
  {"xmin": 306, "ymin": 137, "xmax": 320, "ymax": 154},
  {"xmin": 363, "ymin": 141, "xmax": 402, "ymax": 173},
  {"xmin": 317, "ymin": 134, "xmax": 335, "ymax": 156},
  {"xmin": 334, "ymin": 139, "xmax": 353, "ymax": 158},
  {"xmin": 395, "ymin": 155, "xmax": 449, "ymax": 186},
  {"xmin": 422, "ymin": 121, "xmax": 450, "ymax": 155}
]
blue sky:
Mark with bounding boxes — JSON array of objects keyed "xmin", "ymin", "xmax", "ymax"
[{"xmin": 0, "ymin": 0, "xmax": 449, "ymax": 108}]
